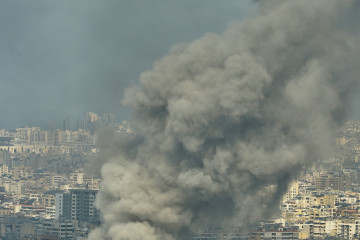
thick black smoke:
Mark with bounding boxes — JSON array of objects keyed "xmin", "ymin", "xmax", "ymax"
[{"xmin": 89, "ymin": 0, "xmax": 360, "ymax": 239}]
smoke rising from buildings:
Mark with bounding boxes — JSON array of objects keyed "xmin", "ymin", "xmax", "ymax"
[{"xmin": 89, "ymin": 0, "xmax": 360, "ymax": 239}]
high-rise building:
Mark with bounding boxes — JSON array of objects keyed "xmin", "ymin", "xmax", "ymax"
[
  {"xmin": 314, "ymin": 173, "xmax": 352, "ymax": 191},
  {"xmin": 55, "ymin": 189, "xmax": 99, "ymax": 222},
  {"xmin": 47, "ymin": 120, "xmax": 57, "ymax": 133},
  {"xmin": 85, "ymin": 112, "xmax": 98, "ymax": 123},
  {"xmin": 47, "ymin": 120, "xmax": 57, "ymax": 145},
  {"xmin": 103, "ymin": 113, "xmax": 115, "ymax": 126},
  {"xmin": 63, "ymin": 118, "xmax": 69, "ymax": 131},
  {"xmin": 77, "ymin": 118, "xmax": 86, "ymax": 130}
]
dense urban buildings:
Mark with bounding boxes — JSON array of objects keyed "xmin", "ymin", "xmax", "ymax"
[
  {"xmin": 0, "ymin": 112, "xmax": 132, "ymax": 239},
  {"xmin": 1, "ymin": 118, "xmax": 360, "ymax": 239},
  {"xmin": 193, "ymin": 120, "xmax": 360, "ymax": 240}
]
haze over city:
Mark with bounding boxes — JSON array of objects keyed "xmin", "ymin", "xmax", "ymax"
[{"xmin": 0, "ymin": 0, "xmax": 255, "ymax": 129}]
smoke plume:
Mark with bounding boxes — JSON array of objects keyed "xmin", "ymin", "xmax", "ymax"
[{"xmin": 89, "ymin": 0, "xmax": 360, "ymax": 239}]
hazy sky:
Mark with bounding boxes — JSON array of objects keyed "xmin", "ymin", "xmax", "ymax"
[{"xmin": 0, "ymin": 0, "xmax": 256, "ymax": 129}]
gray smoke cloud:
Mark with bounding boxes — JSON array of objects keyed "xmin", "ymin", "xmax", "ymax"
[{"xmin": 88, "ymin": 0, "xmax": 360, "ymax": 239}]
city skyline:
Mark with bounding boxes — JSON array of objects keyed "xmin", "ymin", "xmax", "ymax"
[{"xmin": 1, "ymin": 112, "xmax": 119, "ymax": 131}]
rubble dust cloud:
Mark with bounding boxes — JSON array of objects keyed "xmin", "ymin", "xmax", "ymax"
[{"xmin": 88, "ymin": 0, "xmax": 360, "ymax": 239}]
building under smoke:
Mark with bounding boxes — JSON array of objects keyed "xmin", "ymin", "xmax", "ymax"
[{"xmin": 88, "ymin": 0, "xmax": 360, "ymax": 239}]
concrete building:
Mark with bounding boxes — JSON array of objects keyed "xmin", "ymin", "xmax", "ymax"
[
  {"xmin": 55, "ymin": 192, "xmax": 71, "ymax": 220},
  {"xmin": 283, "ymin": 182, "xmax": 299, "ymax": 202},
  {"xmin": 42, "ymin": 219, "xmax": 74, "ymax": 239},
  {"xmin": 43, "ymin": 190, "xmax": 64, "ymax": 207},
  {"xmin": 193, "ymin": 228, "xmax": 248, "ymax": 240},
  {"xmin": 250, "ymin": 227, "xmax": 299, "ymax": 240},
  {"xmin": 314, "ymin": 173, "xmax": 351, "ymax": 191},
  {"xmin": 55, "ymin": 189, "xmax": 99, "ymax": 222}
]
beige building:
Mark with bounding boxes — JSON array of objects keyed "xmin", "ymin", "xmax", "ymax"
[{"xmin": 283, "ymin": 181, "xmax": 299, "ymax": 202}]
